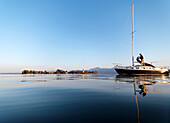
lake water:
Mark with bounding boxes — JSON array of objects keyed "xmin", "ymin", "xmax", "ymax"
[{"xmin": 0, "ymin": 74, "xmax": 170, "ymax": 123}]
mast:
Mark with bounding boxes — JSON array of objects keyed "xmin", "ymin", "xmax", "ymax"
[{"xmin": 132, "ymin": 3, "xmax": 135, "ymax": 67}]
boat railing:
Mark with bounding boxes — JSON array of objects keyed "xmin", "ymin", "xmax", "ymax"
[
  {"xmin": 155, "ymin": 66, "xmax": 169, "ymax": 69},
  {"xmin": 114, "ymin": 65, "xmax": 131, "ymax": 69},
  {"xmin": 115, "ymin": 64, "xmax": 169, "ymax": 70}
]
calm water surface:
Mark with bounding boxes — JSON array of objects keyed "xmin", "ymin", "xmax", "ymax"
[{"xmin": 0, "ymin": 74, "xmax": 170, "ymax": 123}]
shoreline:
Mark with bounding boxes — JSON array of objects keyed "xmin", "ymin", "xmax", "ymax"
[{"xmin": 22, "ymin": 69, "xmax": 98, "ymax": 74}]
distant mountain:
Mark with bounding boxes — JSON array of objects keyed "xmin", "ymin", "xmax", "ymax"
[{"xmin": 89, "ymin": 67, "xmax": 117, "ymax": 74}]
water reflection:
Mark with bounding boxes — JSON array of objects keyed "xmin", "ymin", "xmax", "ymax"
[
  {"xmin": 21, "ymin": 74, "xmax": 115, "ymax": 82},
  {"xmin": 115, "ymin": 75, "xmax": 170, "ymax": 123},
  {"xmin": 116, "ymin": 75, "xmax": 169, "ymax": 84},
  {"xmin": 134, "ymin": 83, "xmax": 140, "ymax": 123},
  {"xmin": 0, "ymin": 74, "xmax": 170, "ymax": 122}
]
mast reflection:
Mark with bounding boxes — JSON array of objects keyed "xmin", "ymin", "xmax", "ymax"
[{"xmin": 115, "ymin": 75, "xmax": 169, "ymax": 123}]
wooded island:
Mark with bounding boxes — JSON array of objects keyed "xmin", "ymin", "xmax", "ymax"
[{"xmin": 22, "ymin": 69, "xmax": 98, "ymax": 74}]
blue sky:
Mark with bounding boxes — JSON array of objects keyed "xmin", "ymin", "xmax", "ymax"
[{"xmin": 0, "ymin": 0, "xmax": 170, "ymax": 72}]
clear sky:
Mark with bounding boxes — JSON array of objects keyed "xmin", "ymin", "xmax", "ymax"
[{"xmin": 0, "ymin": 0, "xmax": 170, "ymax": 72}]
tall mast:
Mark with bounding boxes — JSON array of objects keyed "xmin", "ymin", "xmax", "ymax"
[{"xmin": 132, "ymin": 3, "xmax": 135, "ymax": 67}]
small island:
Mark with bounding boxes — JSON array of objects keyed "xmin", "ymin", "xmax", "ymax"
[{"xmin": 22, "ymin": 69, "xmax": 98, "ymax": 74}]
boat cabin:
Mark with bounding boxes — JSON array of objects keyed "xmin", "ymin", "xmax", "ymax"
[{"xmin": 133, "ymin": 66, "xmax": 154, "ymax": 70}]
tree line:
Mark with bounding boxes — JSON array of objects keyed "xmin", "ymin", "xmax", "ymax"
[{"xmin": 22, "ymin": 69, "xmax": 98, "ymax": 74}]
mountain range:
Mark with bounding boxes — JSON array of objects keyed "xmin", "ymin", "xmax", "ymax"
[{"xmin": 89, "ymin": 67, "xmax": 117, "ymax": 74}]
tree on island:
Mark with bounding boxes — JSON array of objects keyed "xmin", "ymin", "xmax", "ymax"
[{"xmin": 22, "ymin": 69, "xmax": 98, "ymax": 74}]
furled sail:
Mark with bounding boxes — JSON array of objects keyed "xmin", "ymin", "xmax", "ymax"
[{"xmin": 136, "ymin": 57, "xmax": 155, "ymax": 68}]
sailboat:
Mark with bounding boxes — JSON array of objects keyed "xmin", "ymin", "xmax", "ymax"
[{"xmin": 115, "ymin": 2, "xmax": 169, "ymax": 76}]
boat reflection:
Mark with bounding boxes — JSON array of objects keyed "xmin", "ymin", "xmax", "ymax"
[
  {"xmin": 115, "ymin": 75, "xmax": 170, "ymax": 123},
  {"xmin": 116, "ymin": 75, "xmax": 169, "ymax": 85},
  {"xmin": 134, "ymin": 83, "xmax": 140, "ymax": 123}
]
